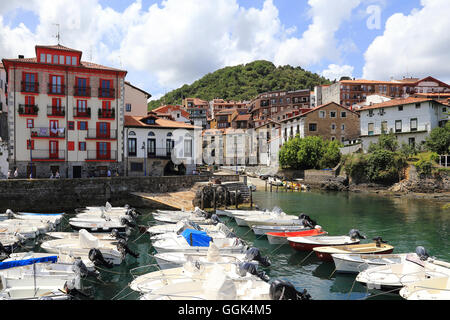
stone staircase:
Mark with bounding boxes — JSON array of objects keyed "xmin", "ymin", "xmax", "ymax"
[{"xmin": 221, "ymin": 181, "xmax": 251, "ymax": 201}]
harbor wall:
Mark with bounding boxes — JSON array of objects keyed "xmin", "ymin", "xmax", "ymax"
[{"xmin": 0, "ymin": 174, "xmax": 239, "ymax": 212}]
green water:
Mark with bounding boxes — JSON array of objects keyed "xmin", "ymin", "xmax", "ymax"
[{"xmin": 27, "ymin": 190, "xmax": 450, "ymax": 300}]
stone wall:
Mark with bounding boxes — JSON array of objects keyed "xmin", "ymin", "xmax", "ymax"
[
  {"xmin": 303, "ymin": 169, "xmax": 337, "ymax": 184},
  {"xmin": 0, "ymin": 174, "xmax": 239, "ymax": 211}
]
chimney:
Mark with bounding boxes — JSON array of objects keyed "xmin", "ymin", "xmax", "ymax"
[{"xmin": 18, "ymin": 55, "xmax": 24, "ymax": 59}]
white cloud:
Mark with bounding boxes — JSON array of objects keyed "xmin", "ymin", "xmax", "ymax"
[
  {"xmin": 321, "ymin": 64, "xmax": 354, "ymax": 81},
  {"xmin": 363, "ymin": 0, "xmax": 450, "ymax": 82}
]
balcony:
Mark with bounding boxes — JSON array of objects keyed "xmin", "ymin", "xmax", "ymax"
[
  {"xmin": 74, "ymin": 86, "xmax": 91, "ymax": 97},
  {"xmin": 98, "ymin": 87, "xmax": 115, "ymax": 99},
  {"xmin": 18, "ymin": 104, "xmax": 39, "ymax": 116},
  {"xmin": 47, "ymin": 106, "xmax": 65, "ymax": 117},
  {"xmin": 86, "ymin": 129, "xmax": 117, "ymax": 140},
  {"xmin": 147, "ymin": 148, "xmax": 173, "ymax": 159},
  {"xmin": 48, "ymin": 84, "xmax": 66, "ymax": 95},
  {"xmin": 98, "ymin": 108, "xmax": 116, "ymax": 119},
  {"xmin": 31, "ymin": 127, "xmax": 66, "ymax": 139},
  {"xmin": 86, "ymin": 150, "xmax": 118, "ymax": 162},
  {"xmin": 21, "ymin": 81, "xmax": 39, "ymax": 94},
  {"xmin": 30, "ymin": 149, "xmax": 65, "ymax": 161},
  {"xmin": 73, "ymin": 107, "xmax": 91, "ymax": 119}
]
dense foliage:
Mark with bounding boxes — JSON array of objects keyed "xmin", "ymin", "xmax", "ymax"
[
  {"xmin": 148, "ymin": 60, "xmax": 331, "ymax": 110},
  {"xmin": 424, "ymin": 122, "xmax": 450, "ymax": 154},
  {"xmin": 279, "ymin": 136, "xmax": 342, "ymax": 170},
  {"xmin": 343, "ymin": 133, "xmax": 408, "ymax": 185}
]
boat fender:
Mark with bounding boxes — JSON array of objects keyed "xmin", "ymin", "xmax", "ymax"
[
  {"xmin": 415, "ymin": 246, "xmax": 430, "ymax": 261},
  {"xmin": 117, "ymin": 239, "xmax": 139, "ymax": 259},
  {"xmin": 88, "ymin": 248, "xmax": 113, "ymax": 269},
  {"xmin": 238, "ymin": 262, "xmax": 269, "ymax": 282},
  {"xmin": 5, "ymin": 209, "xmax": 14, "ymax": 219},
  {"xmin": 120, "ymin": 216, "xmax": 137, "ymax": 229},
  {"xmin": 372, "ymin": 237, "xmax": 387, "ymax": 247},
  {"xmin": 349, "ymin": 229, "xmax": 366, "ymax": 240},
  {"xmin": 244, "ymin": 247, "xmax": 271, "ymax": 267},
  {"xmin": 269, "ymin": 280, "xmax": 312, "ymax": 300}
]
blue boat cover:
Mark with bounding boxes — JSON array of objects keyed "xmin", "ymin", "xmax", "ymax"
[
  {"xmin": 19, "ymin": 212, "xmax": 64, "ymax": 216},
  {"xmin": 181, "ymin": 229, "xmax": 212, "ymax": 247},
  {"xmin": 0, "ymin": 256, "xmax": 58, "ymax": 270}
]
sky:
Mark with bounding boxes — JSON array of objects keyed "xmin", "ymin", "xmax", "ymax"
[{"xmin": 0, "ymin": 0, "xmax": 449, "ymax": 101}]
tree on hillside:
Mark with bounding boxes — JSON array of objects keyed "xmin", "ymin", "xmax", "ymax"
[{"xmin": 425, "ymin": 122, "xmax": 450, "ymax": 154}]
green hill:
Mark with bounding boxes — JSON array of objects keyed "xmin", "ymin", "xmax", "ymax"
[{"xmin": 148, "ymin": 60, "xmax": 331, "ymax": 110}]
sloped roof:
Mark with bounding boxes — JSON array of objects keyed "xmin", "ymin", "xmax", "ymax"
[
  {"xmin": 357, "ymin": 97, "xmax": 435, "ymax": 111},
  {"xmin": 35, "ymin": 44, "xmax": 82, "ymax": 54},
  {"xmin": 125, "ymin": 115, "xmax": 199, "ymax": 129}
]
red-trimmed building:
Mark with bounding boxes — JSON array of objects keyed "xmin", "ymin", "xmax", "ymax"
[{"xmin": 2, "ymin": 44, "xmax": 127, "ymax": 178}]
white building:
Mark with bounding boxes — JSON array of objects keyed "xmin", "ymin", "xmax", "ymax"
[
  {"xmin": 124, "ymin": 114, "xmax": 200, "ymax": 176},
  {"xmin": 358, "ymin": 97, "xmax": 449, "ymax": 152}
]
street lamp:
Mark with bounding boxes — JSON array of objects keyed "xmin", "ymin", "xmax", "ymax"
[{"xmin": 142, "ymin": 141, "xmax": 146, "ymax": 176}]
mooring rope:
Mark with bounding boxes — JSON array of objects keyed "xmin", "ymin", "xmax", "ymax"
[{"xmin": 297, "ymin": 251, "xmax": 314, "ymax": 266}]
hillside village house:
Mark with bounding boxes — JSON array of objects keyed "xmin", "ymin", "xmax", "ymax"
[
  {"xmin": 254, "ymin": 120, "xmax": 281, "ymax": 167},
  {"xmin": 182, "ymin": 97, "xmax": 209, "ymax": 129},
  {"xmin": 358, "ymin": 97, "xmax": 449, "ymax": 152},
  {"xmin": 124, "ymin": 114, "xmax": 200, "ymax": 176},
  {"xmin": 152, "ymin": 105, "xmax": 191, "ymax": 124},
  {"xmin": 280, "ymin": 102, "xmax": 360, "ymax": 145},
  {"xmin": 202, "ymin": 129, "xmax": 225, "ymax": 166},
  {"xmin": 124, "ymin": 81, "xmax": 152, "ymax": 117},
  {"xmin": 2, "ymin": 44, "xmax": 127, "ymax": 178}
]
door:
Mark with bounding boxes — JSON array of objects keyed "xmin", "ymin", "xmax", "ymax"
[
  {"xmin": 77, "ymin": 78, "xmax": 87, "ymax": 96},
  {"xmin": 73, "ymin": 166, "xmax": 82, "ymax": 178},
  {"xmin": 52, "ymin": 98, "xmax": 62, "ymax": 116},
  {"xmin": 26, "ymin": 165, "xmax": 36, "ymax": 178},
  {"xmin": 166, "ymin": 139, "xmax": 174, "ymax": 157},
  {"xmin": 51, "ymin": 75, "xmax": 62, "ymax": 94},
  {"xmin": 148, "ymin": 139, "xmax": 156, "ymax": 157},
  {"xmin": 49, "ymin": 141, "xmax": 59, "ymax": 159},
  {"xmin": 97, "ymin": 122, "xmax": 110, "ymax": 139},
  {"xmin": 50, "ymin": 120, "xmax": 59, "ymax": 137},
  {"xmin": 25, "ymin": 96, "xmax": 35, "ymax": 114},
  {"xmin": 97, "ymin": 142, "xmax": 110, "ymax": 160}
]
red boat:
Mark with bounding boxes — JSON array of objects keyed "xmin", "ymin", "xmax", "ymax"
[{"xmin": 266, "ymin": 228, "xmax": 327, "ymax": 245}]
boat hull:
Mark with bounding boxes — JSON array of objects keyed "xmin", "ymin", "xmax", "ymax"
[
  {"xmin": 315, "ymin": 247, "xmax": 394, "ymax": 262},
  {"xmin": 288, "ymin": 239, "xmax": 360, "ymax": 252}
]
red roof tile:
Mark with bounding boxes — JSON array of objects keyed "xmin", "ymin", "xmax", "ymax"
[
  {"xmin": 125, "ymin": 115, "xmax": 199, "ymax": 129},
  {"xmin": 357, "ymin": 97, "xmax": 435, "ymax": 111}
]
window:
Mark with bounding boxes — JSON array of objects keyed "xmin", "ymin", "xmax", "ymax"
[
  {"xmin": 130, "ymin": 162, "xmax": 143, "ymax": 172},
  {"xmin": 128, "ymin": 138, "xmax": 137, "ymax": 156},
  {"xmin": 395, "ymin": 120, "xmax": 402, "ymax": 133},
  {"xmin": 341, "ymin": 111, "xmax": 347, "ymax": 118},
  {"xmin": 68, "ymin": 121, "xmax": 75, "ymax": 130},
  {"xmin": 368, "ymin": 123, "xmax": 374, "ymax": 136},
  {"xmin": 68, "ymin": 141, "xmax": 75, "ymax": 151},
  {"xmin": 410, "ymin": 118, "xmax": 418, "ymax": 132},
  {"xmin": 330, "ymin": 111, "xmax": 336, "ymax": 118},
  {"xmin": 126, "ymin": 104, "xmax": 131, "ymax": 112},
  {"xmin": 27, "ymin": 119, "xmax": 34, "ymax": 128},
  {"xmin": 27, "ymin": 139, "xmax": 34, "ymax": 150},
  {"xmin": 50, "ymin": 75, "xmax": 63, "ymax": 94},
  {"xmin": 331, "ymin": 136, "xmax": 336, "ymax": 141},
  {"xmin": 341, "ymin": 124, "xmax": 345, "ymax": 131},
  {"xmin": 415, "ymin": 103, "xmax": 421, "ymax": 109},
  {"xmin": 184, "ymin": 139, "xmax": 192, "ymax": 157},
  {"xmin": 309, "ymin": 123, "xmax": 317, "ymax": 132},
  {"xmin": 148, "ymin": 131, "xmax": 155, "ymax": 137},
  {"xmin": 72, "ymin": 57, "xmax": 77, "ymax": 65},
  {"xmin": 59, "ymin": 55, "xmax": 64, "ymax": 64},
  {"xmin": 398, "ymin": 105, "xmax": 403, "ymax": 111},
  {"xmin": 79, "ymin": 142, "xmax": 86, "ymax": 151},
  {"xmin": 381, "ymin": 121, "xmax": 388, "ymax": 133},
  {"xmin": 53, "ymin": 55, "xmax": 58, "ymax": 64},
  {"xmin": 46, "ymin": 54, "xmax": 52, "ymax": 63},
  {"xmin": 443, "ymin": 107, "xmax": 447, "ymax": 113},
  {"xmin": 319, "ymin": 111, "xmax": 326, "ymax": 118},
  {"xmin": 66, "ymin": 56, "xmax": 71, "ymax": 65},
  {"xmin": 78, "ymin": 121, "xmax": 88, "ymax": 130},
  {"xmin": 331, "ymin": 123, "xmax": 336, "ymax": 131},
  {"xmin": 40, "ymin": 53, "xmax": 45, "ymax": 63}
]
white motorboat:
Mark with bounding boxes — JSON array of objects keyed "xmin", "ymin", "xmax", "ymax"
[
  {"xmin": 40, "ymin": 229, "xmax": 135, "ymax": 266},
  {"xmin": 356, "ymin": 255, "xmax": 450, "ymax": 291},
  {"xmin": 152, "ymin": 229, "xmax": 246, "ymax": 254},
  {"xmin": 216, "ymin": 209, "xmax": 268, "ymax": 218},
  {"xmin": 0, "ymin": 274, "xmax": 71, "ymax": 300},
  {"xmin": 6, "ymin": 210, "xmax": 64, "ymax": 225},
  {"xmin": 146, "ymin": 221, "xmax": 214, "ymax": 235},
  {"xmin": 332, "ymin": 253, "xmax": 416, "ymax": 274},
  {"xmin": 152, "ymin": 244, "xmax": 270, "ymax": 270},
  {"xmin": 239, "ymin": 215, "xmax": 303, "ymax": 228},
  {"xmin": 150, "ymin": 223, "xmax": 235, "ymax": 243},
  {"xmin": 252, "ymin": 225, "xmax": 309, "ymax": 236},
  {"xmin": 46, "ymin": 231, "xmax": 117, "ymax": 241},
  {"xmin": 0, "ymin": 224, "xmax": 38, "ymax": 240},
  {"xmin": 399, "ymin": 276, "xmax": 450, "ymax": 300},
  {"xmin": 0, "ymin": 234, "xmax": 23, "ymax": 253},
  {"xmin": 0, "ymin": 219, "xmax": 53, "ymax": 236},
  {"xmin": 7, "ymin": 252, "xmax": 96, "ymax": 272},
  {"xmin": 139, "ymin": 263, "xmax": 271, "ymax": 300},
  {"xmin": 287, "ymin": 229, "xmax": 366, "ymax": 251},
  {"xmin": 69, "ymin": 215, "xmax": 135, "ymax": 232},
  {"xmin": 77, "ymin": 202, "xmax": 131, "ymax": 214}
]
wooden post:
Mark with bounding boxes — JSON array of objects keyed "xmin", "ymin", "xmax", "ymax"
[
  {"xmin": 270, "ymin": 182, "xmax": 272, "ymax": 193},
  {"xmin": 235, "ymin": 188, "xmax": 238, "ymax": 209},
  {"xmin": 201, "ymin": 190, "xmax": 204, "ymax": 210},
  {"xmin": 276, "ymin": 184, "xmax": 278, "ymax": 192},
  {"xmin": 213, "ymin": 187, "xmax": 217, "ymax": 214},
  {"xmin": 265, "ymin": 180, "xmax": 267, "ymax": 192},
  {"xmin": 249, "ymin": 186, "xmax": 253, "ymax": 209},
  {"xmin": 224, "ymin": 189, "xmax": 228, "ymax": 209}
]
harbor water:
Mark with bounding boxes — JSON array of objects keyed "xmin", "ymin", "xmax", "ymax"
[{"xmin": 24, "ymin": 190, "xmax": 450, "ymax": 300}]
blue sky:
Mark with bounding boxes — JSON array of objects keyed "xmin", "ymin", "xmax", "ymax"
[{"xmin": 1, "ymin": 0, "xmax": 447, "ymax": 100}]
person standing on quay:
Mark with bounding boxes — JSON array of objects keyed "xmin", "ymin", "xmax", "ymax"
[
  {"xmin": 14, "ymin": 168, "xmax": 18, "ymax": 179},
  {"xmin": 7, "ymin": 170, "xmax": 11, "ymax": 179}
]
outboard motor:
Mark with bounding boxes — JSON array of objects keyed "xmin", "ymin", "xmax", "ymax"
[
  {"xmin": 126, "ymin": 209, "xmax": 138, "ymax": 220},
  {"xmin": 416, "ymin": 246, "xmax": 430, "ymax": 261},
  {"xmin": 0, "ymin": 241, "xmax": 10, "ymax": 260},
  {"xmin": 117, "ymin": 239, "xmax": 139, "ymax": 259},
  {"xmin": 349, "ymin": 229, "xmax": 366, "ymax": 240},
  {"xmin": 88, "ymin": 248, "xmax": 113, "ymax": 269},
  {"xmin": 203, "ymin": 211, "xmax": 213, "ymax": 220},
  {"xmin": 6, "ymin": 209, "xmax": 14, "ymax": 219},
  {"xmin": 64, "ymin": 279, "xmax": 91, "ymax": 299},
  {"xmin": 238, "ymin": 262, "xmax": 269, "ymax": 282},
  {"xmin": 188, "ymin": 221, "xmax": 202, "ymax": 231},
  {"xmin": 269, "ymin": 280, "xmax": 311, "ymax": 300},
  {"xmin": 72, "ymin": 259, "xmax": 99, "ymax": 278},
  {"xmin": 245, "ymin": 247, "xmax": 271, "ymax": 267},
  {"xmin": 110, "ymin": 229, "xmax": 127, "ymax": 241},
  {"xmin": 372, "ymin": 237, "xmax": 387, "ymax": 247},
  {"xmin": 210, "ymin": 214, "xmax": 221, "ymax": 225},
  {"xmin": 120, "ymin": 216, "xmax": 137, "ymax": 229}
]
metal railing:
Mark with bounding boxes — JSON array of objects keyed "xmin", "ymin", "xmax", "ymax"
[
  {"xmin": 47, "ymin": 105, "xmax": 65, "ymax": 117},
  {"xmin": 48, "ymin": 84, "xmax": 66, "ymax": 95},
  {"xmin": 18, "ymin": 104, "xmax": 39, "ymax": 116},
  {"xmin": 21, "ymin": 81, "xmax": 39, "ymax": 93},
  {"xmin": 86, "ymin": 150, "xmax": 118, "ymax": 161},
  {"xmin": 98, "ymin": 87, "xmax": 115, "ymax": 98},
  {"xmin": 74, "ymin": 86, "xmax": 91, "ymax": 97},
  {"xmin": 30, "ymin": 127, "xmax": 65, "ymax": 139},
  {"xmin": 73, "ymin": 107, "xmax": 91, "ymax": 118},
  {"xmin": 98, "ymin": 108, "xmax": 115, "ymax": 119},
  {"xmin": 31, "ymin": 149, "xmax": 65, "ymax": 161},
  {"xmin": 86, "ymin": 129, "xmax": 117, "ymax": 140}
]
